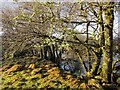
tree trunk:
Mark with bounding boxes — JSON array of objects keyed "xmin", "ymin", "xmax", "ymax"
[
  {"xmin": 91, "ymin": 5, "xmax": 104, "ymax": 76},
  {"xmin": 44, "ymin": 46, "xmax": 48, "ymax": 60},
  {"xmin": 102, "ymin": 2, "xmax": 114, "ymax": 83},
  {"xmin": 51, "ymin": 44, "xmax": 56, "ymax": 62},
  {"xmin": 40, "ymin": 48, "xmax": 44, "ymax": 59}
]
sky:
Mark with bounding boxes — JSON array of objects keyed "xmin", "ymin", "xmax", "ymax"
[
  {"xmin": 0, "ymin": 1, "xmax": 119, "ymax": 37},
  {"xmin": 113, "ymin": 11, "xmax": 120, "ymax": 37},
  {"xmin": 75, "ymin": 12, "xmax": 119, "ymax": 38}
]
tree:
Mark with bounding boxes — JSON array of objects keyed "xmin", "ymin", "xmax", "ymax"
[
  {"xmin": 2, "ymin": 1, "xmax": 116, "ymax": 84},
  {"xmin": 113, "ymin": 31, "xmax": 120, "ymax": 55},
  {"xmin": 101, "ymin": 2, "xmax": 114, "ymax": 83}
]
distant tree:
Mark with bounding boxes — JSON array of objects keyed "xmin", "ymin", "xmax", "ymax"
[{"xmin": 113, "ymin": 31, "xmax": 120, "ymax": 55}]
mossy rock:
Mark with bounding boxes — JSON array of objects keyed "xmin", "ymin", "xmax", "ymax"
[
  {"xmin": 2, "ymin": 65, "xmax": 11, "ymax": 71},
  {"xmin": 5, "ymin": 64, "xmax": 23, "ymax": 74},
  {"xmin": 31, "ymin": 68, "xmax": 42, "ymax": 75},
  {"xmin": 11, "ymin": 76, "xmax": 18, "ymax": 82},
  {"xmin": 88, "ymin": 79, "xmax": 97, "ymax": 86},
  {"xmin": 88, "ymin": 79, "xmax": 103, "ymax": 89},
  {"xmin": 94, "ymin": 76, "xmax": 102, "ymax": 81},
  {"xmin": 79, "ymin": 83, "xmax": 89, "ymax": 90},
  {"xmin": 28, "ymin": 64, "xmax": 35, "ymax": 69},
  {"xmin": 47, "ymin": 67, "xmax": 58, "ymax": 72},
  {"xmin": 102, "ymin": 84, "xmax": 118, "ymax": 90}
]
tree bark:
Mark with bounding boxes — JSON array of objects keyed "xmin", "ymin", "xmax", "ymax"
[
  {"xmin": 102, "ymin": 2, "xmax": 114, "ymax": 83},
  {"xmin": 91, "ymin": 4, "xmax": 104, "ymax": 76}
]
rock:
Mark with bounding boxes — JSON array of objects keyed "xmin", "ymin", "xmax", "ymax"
[
  {"xmin": 31, "ymin": 68, "xmax": 42, "ymax": 75},
  {"xmin": 28, "ymin": 64, "xmax": 35, "ymax": 69},
  {"xmin": 94, "ymin": 76, "xmax": 102, "ymax": 80},
  {"xmin": 90, "ymin": 87, "xmax": 97, "ymax": 90},
  {"xmin": 66, "ymin": 75, "xmax": 71, "ymax": 80},
  {"xmin": 47, "ymin": 67, "xmax": 58, "ymax": 73},
  {"xmin": 88, "ymin": 79, "xmax": 97, "ymax": 86},
  {"xmin": 94, "ymin": 76, "xmax": 103, "ymax": 85},
  {"xmin": 12, "ymin": 76, "xmax": 18, "ymax": 82},
  {"xmin": 88, "ymin": 79, "xmax": 103, "ymax": 89},
  {"xmin": 60, "ymin": 58, "xmax": 82, "ymax": 72},
  {"xmin": 2, "ymin": 65, "xmax": 11, "ymax": 71},
  {"xmin": 102, "ymin": 84, "xmax": 118, "ymax": 90},
  {"xmin": 6, "ymin": 64, "xmax": 22, "ymax": 73},
  {"xmin": 79, "ymin": 83, "xmax": 89, "ymax": 90},
  {"xmin": 71, "ymin": 79, "xmax": 77, "ymax": 84},
  {"xmin": 45, "ymin": 65, "xmax": 49, "ymax": 68}
]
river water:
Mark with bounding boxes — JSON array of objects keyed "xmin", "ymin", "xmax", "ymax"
[{"xmin": 60, "ymin": 53, "xmax": 120, "ymax": 76}]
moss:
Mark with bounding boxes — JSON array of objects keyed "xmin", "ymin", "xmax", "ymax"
[{"xmin": 2, "ymin": 59, "xmax": 116, "ymax": 89}]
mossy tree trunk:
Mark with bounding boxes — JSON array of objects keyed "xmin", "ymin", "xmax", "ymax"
[
  {"xmin": 102, "ymin": 2, "xmax": 114, "ymax": 83},
  {"xmin": 91, "ymin": 4, "xmax": 105, "ymax": 76}
]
